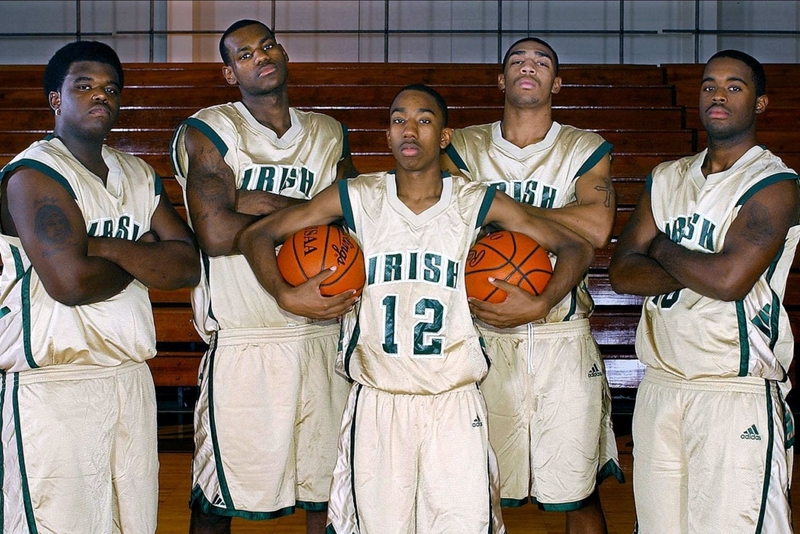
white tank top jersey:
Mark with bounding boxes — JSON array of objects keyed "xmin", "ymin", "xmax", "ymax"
[
  {"xmin": 446, "ymin": 121, "xmax": 611, "ymax": 322},
  {"xmin": 639, "ymin": 146, "xmax": 800, "ymax": 382},
  {"xmin": 337, "ymin": 171, "xmax": 496, "ymax": 395},
  {"xmin": 0, "ymin": 136, "xmax": 161, "ymax": 371},
  {"xmin": 171, "ymin": 103, "xmax": 347, "ymax": 340}
]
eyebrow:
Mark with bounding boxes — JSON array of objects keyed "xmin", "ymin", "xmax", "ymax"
[
  {"xmin": 71, "ymin": 75, "xmax": 120, "ymax": 88},
  {"xmin": 701, "ymin": 75, "xmax": 749, "ymax": 85},
  {"xmin": 390, "ymin": 106, "xmax": 437, "ymax": 116},
  {"xmin": 234, "ymin": 36, "xmax": 274, "ymax": 56},
  {"xmin": 508, "ymin": 49, "xmax": 553, "ymax": 62}
]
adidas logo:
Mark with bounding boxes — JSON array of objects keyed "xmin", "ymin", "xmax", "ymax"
[
  {"xmin": 213, "ymin": 494, "xmax": 225, "ymax": 506},
  {"xmin": 472, "ymin": 415, "xmax": 483, "ymax": 428},
  {"xmin": 741, "ymin": 424, "xmax": 762, "ymax": 440},
  {"xmin": 588, "ymin": 363, "xmax": 603, "ymax": 378}
]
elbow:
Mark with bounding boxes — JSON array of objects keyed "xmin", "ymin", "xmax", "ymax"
[{"xmin": 43, "ymin": 281, "xmax": 96, "ymax": 307}]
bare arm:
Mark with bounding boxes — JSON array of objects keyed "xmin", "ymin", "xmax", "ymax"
[
  {"xmin": 471, "ymin": 191, "xmax": 595, "ymax": 327},
  {"xmin": 609, "ymin": 186, "xmax": 684, "ymax": 296},
  {"xmin": 648, "ymin": 180, "xmax": 799, "ymax": 301},
  {"xmin": 521, "ymin": 155, "xmax": 616, "ymax": 248},
  {"xmin": 237, "ymin": 184, "xmax": 356, "ymax": 319},
  {"xmin": 87, "ymin": 193, "xmax": 200, "ymax": 290},
  {"xmin": 183, "ymin": 126, "xmax": 300, "ymax": 255},
  {"xmin": 3, "ymin": 168, "xmax": 133, "ymax": 305}
]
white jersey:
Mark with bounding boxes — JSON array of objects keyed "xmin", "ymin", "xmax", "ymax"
[
  {"xmin": 447, "ymin": 121, "xmax": 611, "ymax": 322},
  {"xmin": 0, "ymin": 136, "xmax": 160, "ymax": 371},
  {"xmin": 171, "ymin": 103, "xmax": 346, "ymax": 339},
  {"xmin": 639, "ymin": 146, "xmax": 800, "ymax": 381},
  {"xmin": 337, "ymin": 172, "xmax": 494, "ymax": 395}
]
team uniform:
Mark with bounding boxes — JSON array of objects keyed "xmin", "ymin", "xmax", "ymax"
[
  {"xmin": 327, "ymin": 172, "xmax": 506, "ymax": 534},
  {"xmin": 0, "ymin": 136, "xmax": 161, "ymax": 533},
  {"xmin": 170, "ymin": 103, "xmax": 351, "ymax": 518},
  {"xmin": 633, "ymin": 146, "xmax": 799, "ymax": 534},
  {"xmin": 446, "ymin": 121, "xmax": 623, "ymax": 509}
]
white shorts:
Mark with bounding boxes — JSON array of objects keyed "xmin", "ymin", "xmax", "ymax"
[
  {"xmin": 191, "ymin": 325, "xmax": 349, "ymax": 519},
  {"xmin": 479, "ymin": 318, "xmax": 622, "ymax": 510},
  {"xmin": 1, "ymin": 361, "xmax": 158, "ymax": 534},
  {"xmin": 327, "ymin": 383, "xmax": 506, "ymax": 534},
  {"xmin": 633, "ymin": 368, "xmax": 793, "ymax": 534}
]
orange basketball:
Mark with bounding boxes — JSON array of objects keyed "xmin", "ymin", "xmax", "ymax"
[
  {"xmin": 464, "ymin": 231, "xmax": 552, "ymax": 303},
  {"xmin": 277, "ymin": 225, "xmax": 366, "ymax": 297}
]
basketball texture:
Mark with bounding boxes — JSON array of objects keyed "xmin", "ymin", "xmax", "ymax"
[
  {"xmin": 277, "ymin": 225, "xmax": 366, "ymax": 297},
  {"xmin": 464, "ymin": 231, "xmax": 553, "ymax": 303}
]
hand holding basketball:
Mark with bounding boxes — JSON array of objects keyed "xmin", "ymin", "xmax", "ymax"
[
  {"xmin": 464, "ymin": 230, "xmax": 552, "ymax": 303},
  {"xmin": 277, "ymin": 225, "xmax": 366, "ymax": 297}
]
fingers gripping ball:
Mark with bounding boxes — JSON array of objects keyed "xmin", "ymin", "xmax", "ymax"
[
  {"xmin": 465, "ymin": 230, "xmax": 553, "ymax": 303},
  {"xmin": 277, "ymin": 225, "xmax": 366, "ymax": 297}
]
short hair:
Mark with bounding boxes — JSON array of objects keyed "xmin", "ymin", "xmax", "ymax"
[
  {"xmin": 43, "ymin": 41, "xmax": 124, "ymax": 97},
  {"xmin": 392, "ymin": 84, "xmax": 449, "ymax": 126},
  {"xmin": 707, "ymin": 49, "xmax": 766, "ymax": 97},
  {"xmin": 502, "ymin": 37, "xmax": 560, "ymax": 74},
  {"xmin": 219, "ymin": 19, "xmax": 275, "ymax": 66}
]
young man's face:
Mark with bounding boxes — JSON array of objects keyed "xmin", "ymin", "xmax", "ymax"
[
  {"xmin": 50, "ymin": 60, "xmax": 121, "ymax": 138},
  {"xmin": 386, "ymin": 90, "xmax": 451, "ymax": 173},
  {"xmin": 498, "ymin": 40, "xmax": 561, "ymax": 108},
  {"xmin": 222, "ymin": 23, "xmax": 289, "ymax": 95},
  {"xmin": 699, "ymin": 56, "xmax": 766, "ymax": 142}
]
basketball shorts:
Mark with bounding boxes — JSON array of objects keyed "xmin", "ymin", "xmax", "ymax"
[
  {"xmin": 327, "ymin": 383, "xmax": 506, "ymax": 534},
  {"xmin": 633, "ymin": 368, "xmax": 793, "ymax": 534},
  {"xmin": 0, "ymin": 361, "xmax": 158, "ymax": 534},
  {"xmin": 191, "ymin": 324, "xmax": 349, "ymax": 519},
  {"xmin": 479, "ymin": 318, "xmax": 622, "ymax": 510}
]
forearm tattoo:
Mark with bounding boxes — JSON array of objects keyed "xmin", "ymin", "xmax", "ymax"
[{"xmin": 192, "ymin": 144, "xmax": 234, "ymax": 221}]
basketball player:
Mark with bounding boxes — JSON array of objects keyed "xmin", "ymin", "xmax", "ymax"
[
  {"xmin": 237, "ymin": 84, "xmax": 595, "ymax": 533},
  {"xmin": 610, "ymin": 50, "xmax": 799, "ymax": 533},
  {"xmin": 441, "ymin": 37, "xmax": 622, "ymax": 533},
  {"xmin": 0, "ymin": 41, "xmax": 200, "ymax": 533},
  {"xmin": 169, "ymin": 20, "xmax": 356, "ymax": 534}
]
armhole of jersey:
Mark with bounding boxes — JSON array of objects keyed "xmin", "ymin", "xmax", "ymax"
[
  {"xmin": 444, "ymin": 143, "xmax": 469, "ymax": 173},
  {"xmin": 574, "ymin": 140, "xmax": 613, "ymax": 180},
  {"xmin": 168, "ymin": 123, "xmax": 187, "ymax": 178},
  {"xmin": 184, "ymin": 117, "xmax": 230, "ymax": 158},
  {"xmin": 645, "ymin": 173, "xmax": 653, "ymax": 193},
  {"xmin": 476, "ymin": 184, "xmax": 497, "ymax": 229},
  {"xmin": 340, "ymin": 123, "xmax": 351, "ymax": 161},
  {"xmin": 736, "ymin": 172, "xmax": 799, "ymax": 207},
  {"xmin": 1, "ymin": 158, "xmax": 77, "ymax": 199},
  {"xmin": 339, "ymin": 179, "xmax": 356, "ymax": 232},
  {"xmin": 153, "ymin": 173, "xmax": 163, "ymax": 197}
]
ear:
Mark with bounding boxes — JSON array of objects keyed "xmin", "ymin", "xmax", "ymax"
[
  {"xmin": 497, "ymin": 73, "xmax": 506, "ymax": 93},
  {"xmin": 439, "ymin": 127, "xmax": 452, "ymax": 149},
  {"xmin": 551, "ymin": 76, "xmax": 562, "ymax": 95},
  {"xmin": 222, "ymin": 65, "xmax": 238, "ymax": 86},
  {"xmin": 386, "ymin": 128, "xmax": 392, "ymax": 149},
  {"xmin": 280, "ymin": 44, "xmax": 289, "ymax": 63},
  {"xmin": 48, "ymin": 91, "xmax": 60, "ymax": 112},
  {"xmin": 755, "ymin": 94, "xmax": 768, "ymax": 114}
]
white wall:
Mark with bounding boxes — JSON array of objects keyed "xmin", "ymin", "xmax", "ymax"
[{"xmin": 0, "ymin": 1, "xmax": 797, "ymax": 65}]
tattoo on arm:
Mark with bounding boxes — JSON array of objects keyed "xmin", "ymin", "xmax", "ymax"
[
  {"xmin": 740, "ymin": 201, "xmax": 777, "ymax": 248},
  {"xmin": 594, "ymin": 177, "xmax": 615, "ymax": 208},
  {"xmin": 33, "ymin": 200, "xmax": 74, "ymax": 257},
  {"xmin": 192, "ymin": 144, "xmax": 235, "ymax": 221}
]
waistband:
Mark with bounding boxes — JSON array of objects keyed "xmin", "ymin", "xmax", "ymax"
[
  {"xmin": 478, "ymin": 317, "xmax": 591, "ymax": 339},
  {"xmin": 214, "ymin": 323, "xmax": 340, "ymax": 345},
  {"xmin": 642, "ymin": 366, "xmax": 773, "ymax": 394},
  {"xmin": 9, "ymin": 360, "xmax": 148, "ymax": 385}
]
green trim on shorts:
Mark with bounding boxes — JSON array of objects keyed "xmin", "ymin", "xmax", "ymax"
[
  {"xmin": 535, "ymin": 493, "xmax": 596, "ymax": 512},
  {"xmin": 755, "ymin": 381, "xmax": 776, "ymax": 534},
  {"xmin": 296, "ymin": 500, "xmax": 328, "ymax": 512},
  {"xmin": 189, "ymin": 484, "xmax": 295, "ymax": 520},
  {"xmin": 325, "ymin": 525, "xmax": 338, "ymax": 534},
  {"xmin": 597, "ymin": 458, "xmax": 626, "ymax": 484},
  {"xmin": 500, "ymin": 497, "xmax": 529, "ymax": 508}
]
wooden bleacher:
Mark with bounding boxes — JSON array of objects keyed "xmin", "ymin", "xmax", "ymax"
[{"xmin": 0, "ymin": 62, "xmax": 797, "ymax": 396}]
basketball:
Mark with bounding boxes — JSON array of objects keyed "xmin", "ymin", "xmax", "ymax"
[
  {"xmin": 464, "ymin": 231, "xmax": 553, "ymax": 303},
  {"xmin": 277, "ymin": 225, "xmax": 366, "ymax": 297}
]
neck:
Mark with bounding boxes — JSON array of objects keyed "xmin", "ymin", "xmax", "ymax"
[
  {"xmin": 53, "ymin": 128, "xmax": 108, "ymax": 182},
  {"xmin": 500, "ymin": 104, "xmax": 553, "ymax": 148},
  {"xmin": 240, "ymin": 87, "xmax": 292, "ymax": 137},
  {"xmin": 394, "ymin": 167, "xmax": 444, "ymax": 214},
  {"xmin": 702, "ymin": 133, "xmax": 758, "ymax": 176}
]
